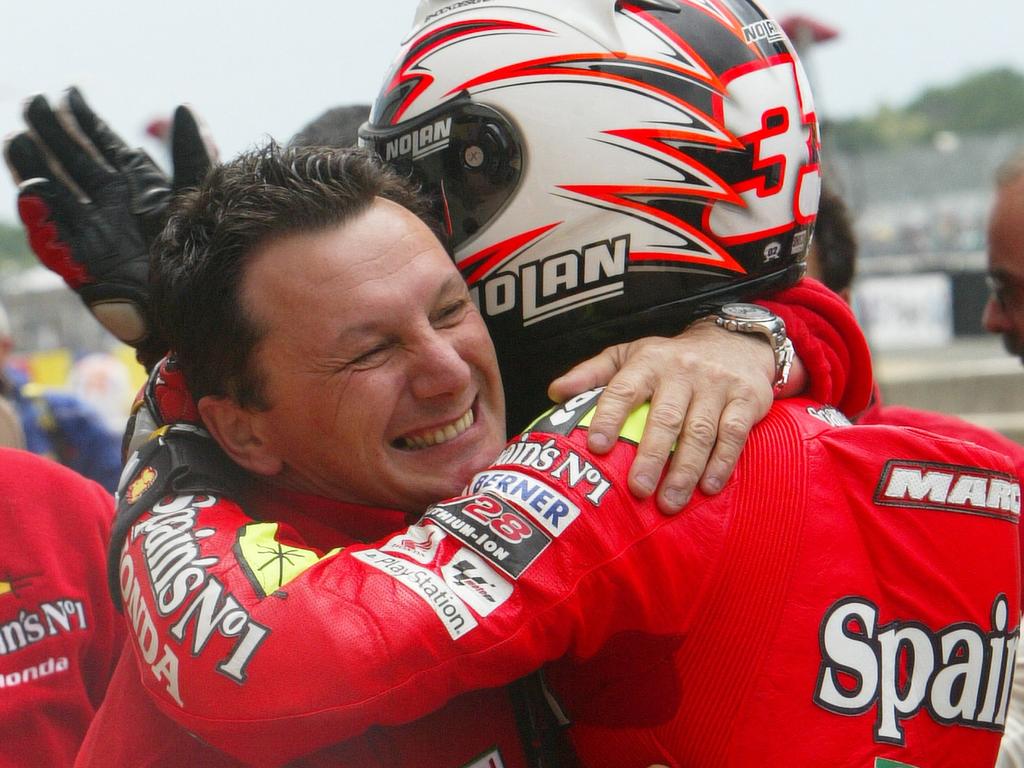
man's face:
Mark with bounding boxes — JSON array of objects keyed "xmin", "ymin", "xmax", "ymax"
[
  {"xmin": 983, "ymin": 175, "xmax": 1024, "ymax": 362},
  {"xmin": 241, "ymin": 198, "xmax": 506, "ymax": 512}
]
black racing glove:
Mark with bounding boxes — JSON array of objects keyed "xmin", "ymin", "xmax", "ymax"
[{"xmin": 3, "ymin": 87, "xmax": 216, "ymax": 370}]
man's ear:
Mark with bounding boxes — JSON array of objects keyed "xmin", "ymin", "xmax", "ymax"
[{"xmin": 198, "ymin": 395, "xmax": 283, "ymax": 477}]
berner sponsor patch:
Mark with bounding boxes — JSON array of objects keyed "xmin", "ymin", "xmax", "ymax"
[
  {"xmin": 469, "ymin": 469, "xmax": 579, "ymax": 537},
  {"xmin": 352, "ymin": 549, "xmax": 477, "ymax": 639},
  {"xmin": 874, "ymin": 460, "xmax": 1020, "ymax": 522}
]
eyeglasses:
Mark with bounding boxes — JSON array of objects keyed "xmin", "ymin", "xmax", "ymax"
[{"xmin": 986, "ymin": 272, "xmax": 1024, "ymax": 313}]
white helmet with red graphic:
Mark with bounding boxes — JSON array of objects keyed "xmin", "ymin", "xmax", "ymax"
[{"xmin": 361, "ymin": 0, "xmax": 821, "ymax": 427}]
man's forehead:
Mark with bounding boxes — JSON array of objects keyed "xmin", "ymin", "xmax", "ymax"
[{"xmin": 333, "ymin": 272, "xmax": 468, "ymax": 336}]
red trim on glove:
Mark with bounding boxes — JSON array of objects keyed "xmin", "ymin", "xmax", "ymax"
[{"xmin": 18, "ymin": 196, "xmax": 90, "ymax": 289}]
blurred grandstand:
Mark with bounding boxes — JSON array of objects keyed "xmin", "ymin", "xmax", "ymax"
[
  {"xmin": 832, "ymin": 131, "xmax": 1023, "ymax": 340},
  {"xmin": 825, "ymin": 128, "xmax": 1024, "ymax": 441}
]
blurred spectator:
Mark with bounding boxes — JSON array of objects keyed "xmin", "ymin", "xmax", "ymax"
[
  {"xmin": 0, "ymin": 397, "xmax": 23, "ymax": 448},
  {"xmin": 0, "ymin": 299, "xmax": 123, "ymax": 492},
  {"xmin": 808, "ymin": 185, "xmax": 1024, "ymax": 470},
  {"xmin": 983, "ymin": 147, "xmax": 1024, "ymax": 363},
  {"xmin": 0, "ymin": 303, "xmax": 25, "ymax": 449},
  {"xmin": 0, "ymin": 447, "xmax": 124, "ymax": 768},
  {"xmin": 289, "ymin": 104, "xmax": 370, "ymax": 148},
  {"xmin": 981, "ymin": 146, "xmax": 1024, "ymax": 768},
  {"xmin": 68, "ymin": 352, "xmax": 133, "ymax": 435}
]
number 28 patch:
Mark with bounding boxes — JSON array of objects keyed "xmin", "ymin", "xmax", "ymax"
[{"xmin": 425, "ymin": 493, "xmax": 550, "ymax": 579}]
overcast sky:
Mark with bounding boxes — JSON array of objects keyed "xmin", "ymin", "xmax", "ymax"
[{"xmin": 1, "ymin": 0, "xmax": 1020, "ymax": 223}]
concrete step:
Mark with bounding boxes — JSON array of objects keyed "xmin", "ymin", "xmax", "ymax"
[
  {"xmin": 955, "ymin": 412, "xmax": 1024, "ymax": 444},
  {"xmin": 873, "ymin": 336, "xmax": 1024, "ymax": 444}
]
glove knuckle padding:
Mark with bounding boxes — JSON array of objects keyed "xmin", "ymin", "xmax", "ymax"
[
  {"xmin": 29, "ymin": 98, "xmax": 111, "ymax": 196},
  {"xmin": 121, "ymin": 152, "xmax": 173, "ymax": 230}
]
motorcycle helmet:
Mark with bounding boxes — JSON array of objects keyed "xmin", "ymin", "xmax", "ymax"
[{"xmin": 362, "ymin": 0, "xmax": 820, "ymax": 428}]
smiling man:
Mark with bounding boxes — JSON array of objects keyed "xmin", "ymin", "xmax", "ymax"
[
  {"xmin": 76, "ymin": 145, "xmax": 540, "ymax": 768},
  {"xmin": 194, "ymin": 198, "xmax": 506, "ymax": 512}
]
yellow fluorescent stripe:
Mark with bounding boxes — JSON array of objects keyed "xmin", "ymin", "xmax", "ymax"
[
  {"xmin": 236, "ymin": 522, "xmax": 341, "ymax": 595},
  {"xmin": 580, "ymin": 402, "xmax": 671, "ymax": 448}
]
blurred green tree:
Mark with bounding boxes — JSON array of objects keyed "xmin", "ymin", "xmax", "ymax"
[{"xmin": 826, "ymin": 67, "xmax": 1024, "ymax": 152}]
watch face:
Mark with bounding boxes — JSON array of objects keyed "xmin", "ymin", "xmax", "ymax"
[{"xmin": 722, "ymin": 303, "xmax": 772, "ymax": 321}]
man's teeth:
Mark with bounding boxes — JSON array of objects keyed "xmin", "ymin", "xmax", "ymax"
[{"xmin": 402, "ymin": 410, "xmax": 475, "ymax": 449}]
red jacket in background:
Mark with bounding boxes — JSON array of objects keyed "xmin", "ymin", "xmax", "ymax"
[{"xmin": 0, "ymin": 448, "xmax": 123, "ymax": 768}]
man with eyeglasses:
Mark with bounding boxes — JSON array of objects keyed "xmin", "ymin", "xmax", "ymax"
[
  {"xmin": 984, "ymin": 149, "xmax": 1024, "ymax": 361},
  {"xmin": 981, "ymin": 147, "xmax": 1024, "ymax": 768}
]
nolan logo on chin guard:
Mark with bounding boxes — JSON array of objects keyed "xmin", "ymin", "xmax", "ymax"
[
  {"xmin": 874, "ymin": 460, "xmax": 1021, "ymax": 522},
  {"xmin": 470, "ymin": 234, "xmax": 628, "ymax": 327}
]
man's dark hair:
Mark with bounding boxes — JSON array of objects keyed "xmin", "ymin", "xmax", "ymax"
[
  {"xmin": 289, "ymin": 104, "xmax": 372, "ymax": 149},
  {"xmin": 811, "ymin": 186, "xmax": 857, "ymax": 294},
  {"xmin": 151, "ymin": 142, "xmax": 432, "ymax": 409}
]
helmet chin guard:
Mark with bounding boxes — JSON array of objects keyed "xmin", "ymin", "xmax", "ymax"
[{"xmin": 364, "ymin": 0, "xmax": 820, "ymax": 428}]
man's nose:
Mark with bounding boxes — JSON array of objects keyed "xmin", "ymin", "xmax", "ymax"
[{"xmin": 409, "ymin": 331, "xmax": 472, "ymax": 400}]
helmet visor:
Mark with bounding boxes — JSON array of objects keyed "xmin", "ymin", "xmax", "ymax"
[{"xmin": 359, "ymin": 100, "xmax": 523, "ymax": 251}]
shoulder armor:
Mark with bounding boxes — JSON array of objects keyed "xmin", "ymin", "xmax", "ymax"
[{"xmin": 107, "ymin": 425, "xmax": 245, "ymax": 609}]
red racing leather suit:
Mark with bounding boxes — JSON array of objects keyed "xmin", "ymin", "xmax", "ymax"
[
  {"xmin": 88, "ymin": 389, "xmax": 1020, "ymax": 768},
  {"xmin": 77, "ymin": 282, "xmax": 901, "ymax": 767}
]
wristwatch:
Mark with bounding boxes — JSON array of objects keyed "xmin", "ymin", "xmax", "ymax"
[{"xmin": 690, "ymin": 303, "xmax": 794, "ymax": 393}]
